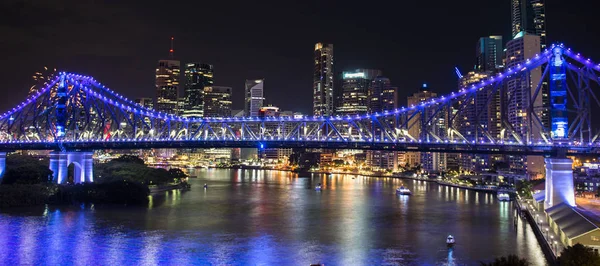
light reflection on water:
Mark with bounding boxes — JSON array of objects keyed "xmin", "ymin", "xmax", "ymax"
[{"xmin": 0, "ymin": 169, "xmax": 547, "ymax": 265}]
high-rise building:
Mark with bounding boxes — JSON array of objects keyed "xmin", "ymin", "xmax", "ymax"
[
  {"xmin": 155, "ymin": 60, "xmax": 180, "ymax": 114},
  {"xmin": 203, "ymin": 86, "xmax": 232, "ymax": 117},
  {"xmin": 183, "ymin": 63, "xmax": 213, "ymax": 118},
  {"xmin": 406, "ymin": 84, "xmax": 446, "ymax": 172},
  {"xmin": 313, "ymin": 43, "xmax": 335, "ymax": 117},
  {"xmin": 476, "ymin": 36, "xmax": 503, "ymax": 72},
  {"xmin": 135, "ymin": 98, "xmax": 154, "ymax": 109},
  {"xmin": 505, "ymin": 32, "xmax": 545, "ymax": 177},
  {"xmin": 367, "ymin": 76, "xmax": 399, "ymax": 171},
  {"xmin": 244, "ymin": 79, "xmax": 265, "ymax": 117},
  {"xmin": 511, "ymin": 0, "xmax": 546, "ymax": 48},
  {"xmin": 337, "ymin": 69, "xmax": 382, "ymax": 116}
]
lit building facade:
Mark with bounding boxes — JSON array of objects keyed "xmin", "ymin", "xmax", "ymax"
[
  {"xmin": 511, "ymin": 0, "xmax": 546, "ymax": 48},
  {"xmin": 367, "ymin": 76, "xmax": 399, "ymax": 171},
  {"xmin": 245, "ymin": 79, "xmax": 265, "ymax": 117},
  {"xmin": 505, "ymin": 33, "xmax": 545, "ymax": 177},
  {"xmin": 476, "ymin": 36, "xmax": 503, "ymax": 72},
  {"xmin": 406, "ymin": 84, "xmax": 439, "ymax": 170},
  {"xmin": 337, "ymin": 69, "xmax": 382, "ymax": 115},
  {"xmin": 155, "ymin": 60, "xmax": 180, "ymax": 114},
  {"xmin": 313, "ymin": 43, "xmax": 335, "ymax": 117},
  {"xmin": 135, "ymin": 98, "xmax": 154, "ymax": 109},
  {"xmin": 203, "ymin": 86, "xmax": 232, "ymax": 117},
  {"xmin": 183, "ymin": 63, "xmax": 213, "ymax": 118}
]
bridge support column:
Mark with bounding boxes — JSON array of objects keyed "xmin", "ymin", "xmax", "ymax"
[
  {"xmin": 0, "ymin": 152, "xmax": 6, "ymax": 182},
  {"xmin": 67, "ymin": 152, "xmax": 94, "ymax": 184},
  {"xmin": 50, "ymin": 151, "xmax": 68, "ymax": 184},
  {"xmin": 544, "ymin": 158, "xmax": 575, "ymax": 208}
]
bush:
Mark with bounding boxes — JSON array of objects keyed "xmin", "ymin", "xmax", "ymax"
[
  {"xmin": 1, "ymin": 155, "xmax": 52, "ymax": 185},
  {"xmin": 54, "ymin": 181, "xmax": 149, "ymax": 205},
  {"xmin": 0, "ymin": 184, "xmax": 56, "ymax": 208}
]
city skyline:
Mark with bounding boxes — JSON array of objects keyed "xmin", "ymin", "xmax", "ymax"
[{"xmin": 1, "ymin": 1, "xmax": 597, "ymax": 115}]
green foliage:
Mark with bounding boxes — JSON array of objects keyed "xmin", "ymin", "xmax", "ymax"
[
  {"xmin": 1, "ymin": 155, "xmax": 52, "ymax": 185},
  {"xmin": 95, "ymin": 155, "xmax": 185, "ymax": 185},
  {"xmin": 54, "ymin": 181, "xmax": 149, "ymax": 205},
  {"xmin": 558, "ymin": 243, "xmax": 600, "ymax": 266},
  {"xmin": 0, "ymin": 184, "xmax": 56, "ymax": 208},
  {"xmin": 480, "ymin": 255, "xmax": 530, "ymax": 266}
]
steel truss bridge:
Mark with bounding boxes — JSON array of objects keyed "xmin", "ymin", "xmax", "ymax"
[{"xmin": 1, "ymin": 44, "xmax": 600, "ymax": 156}]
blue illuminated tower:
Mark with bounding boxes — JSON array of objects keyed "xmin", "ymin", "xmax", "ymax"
[{"xmin": 549, "ymin": 47, "xmax": 568, "ymax": 139}]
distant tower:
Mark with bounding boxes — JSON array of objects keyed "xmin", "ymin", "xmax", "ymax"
[
  {"xmin": 313, "ymin": 43, "xmax": 334, "ymax": 116},
  {"xmin": 244, "ymin": 79, "xmax": 265, "ymax": 117},
  {"xmin": 155, "ymin": 37, "xmax": 180, "ymax": 114},
  {"xmin": 511, "ymin": 0, "xmax": 546, "ymax": 48},
  {"xmin": 183, "ymin": 63, "xmax": 213, "ymax": 118}
]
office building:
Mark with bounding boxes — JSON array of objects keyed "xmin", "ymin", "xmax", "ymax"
[
  {"xmin": 155, "ymin": 60, "xmax": 180, "ymax": 114},
  {"xmin": 367, "ymin": 76, "xmax": 399, "ymax": 171},
  {"xmin": 406, "ymin": 84, "xmax": 446, "ymax": 172},
  {"xmin": 511, "ymin": 0, "xmax": 546, "ymax": 48},
  {"xmin": 337, "ymin": 69, "xmax": 382, "ymax": 115},
  {"xmin": 135, "ymin": 98, "xmax": 154, "ymax": 109},
  {"xmin": 505, "ymin": 32, "xmax": 545, "ymax": 177},
  {"xmin": 183, "ymin": 63, "xmax": 213, "ymax": 118},
  {"xmin": 245, "ymin": 79, "xmax": 265, "ymax": 117},
  {"xmin": 476, "ymin": 36, "xmax": 503, "ymax": 72},
  {"xmin": 313, "ymin": 43, "xmax": 335, "ymax": 116},
  {"xmin": 203, "ymin": 86, "xmax": 232, "ymax": 117}
]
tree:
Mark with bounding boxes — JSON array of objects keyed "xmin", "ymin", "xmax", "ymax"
[
  {"xmin": 1, "ymin": 155, "xmax": 53, "ymax": 185},
  {"xmin": 480, "ymin": 255, "xmax": 530, "ymax": 266},
  {"xmin": 558, "ymin": 243, "xmax": 600, "ymax": 266}
]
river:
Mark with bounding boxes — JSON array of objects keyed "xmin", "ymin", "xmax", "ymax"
[{"xmin": 0, "ymin": 169, "xmax": 546, "ymax": 265}]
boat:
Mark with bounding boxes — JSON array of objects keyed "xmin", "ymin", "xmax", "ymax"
[
  {"xmin": 446, "ymin": 235, "xmax": 455, "ymax": 247},
  {"xmin": 315, "ymin": 183, "xmax": 322, "ymax": 191},
  {"xmin": 203, "ymin": 183, "xmax": 208, "ymax": 189},
  {"xmin": 497, "ymin": 191, "xmax": 511, "ymax": 201},
  {"xmin": 396, "ymin": 186, "xmax": 412, "ymax": 195}
]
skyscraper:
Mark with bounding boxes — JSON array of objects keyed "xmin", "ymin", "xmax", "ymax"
[
  {"xmin": 183, "ymin": 63, "xmax": 213, "ymax": 118},
  {"xmin": 337, "ymin": 69, "xmax": 382, "ymax": 116},
  {"xmin": 367, "ymin": 76, "xmax": 399, "ymax": 171},
  {"xmin": 135, "ymin": 98, "xmax": 154, "ymax": 109},
  {"xmin": 476, "ymin": 36, "xmax": 503, "ymax": 72},
  {"xmin": 511, "ymin": 0, "xmax": 546, "ymax": 48},
  {"xmin": 313, "ymin": 43, "xmax": 335, "ymax": 116},
  {"xmin": 505, "ymin": 32, "xmax": 545, "ymax": 177},
  {"xmin": 244, "ymin": 79, "xmax": 265, "ymax": 117},
  {"xmin": 155, "ymin": 59, "xmax": 180, "ymax": 114},
  {"xmin": 203, "ymin": 86, "xmax": 232, "ymax": 117},
  {"xmin": 155, "ymin": 37, "xmax": 180, "ymax": 114},
  {"xmin": 406, "ymin": 84, "xmax": 438, "ymax": 169}
]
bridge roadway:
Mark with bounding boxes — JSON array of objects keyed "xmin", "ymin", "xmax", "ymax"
[{"xmin": 0, "ymin": 139, "xmax": 596, "ymax": 156}]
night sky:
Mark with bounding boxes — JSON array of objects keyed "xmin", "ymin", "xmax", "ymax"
[{"xmin": 0, "ymin": 0, "xmax": 598, "ymax": 115}]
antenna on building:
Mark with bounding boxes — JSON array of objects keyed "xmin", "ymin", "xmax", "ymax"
[
  {"xmin": 454, "ymin": 67, "xmax": 463, "ymax": 79},
  {"xmin": 169, "ymin": 37, "xmax": 174, "ymax": 58}
]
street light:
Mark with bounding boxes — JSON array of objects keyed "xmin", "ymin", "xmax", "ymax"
[
  {"xmin": 545, "ymin": 228, "xmax": 549, "ymax": 238},
  {"xmin": 554, "ymin": 241, "xmax": 558, "ymax": 253}
]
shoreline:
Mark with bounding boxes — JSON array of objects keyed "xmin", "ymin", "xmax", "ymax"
[{"xmin": 208, "ymin": 166, "xmax": 501, "ymax": 194}]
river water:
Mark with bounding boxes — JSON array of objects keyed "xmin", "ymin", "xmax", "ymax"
[{"xmin": 0, "ymin": 169, "xmax": 546, "ymax": 265}]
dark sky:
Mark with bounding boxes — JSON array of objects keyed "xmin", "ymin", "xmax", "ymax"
[{"xmin": 0, "ymin": 0, "xmax": 598, "ymax": 114}]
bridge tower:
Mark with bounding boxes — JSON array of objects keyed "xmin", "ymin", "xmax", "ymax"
[{"xmin": 545, "ymin": 47, "xmax": 575, "ymax": 207}]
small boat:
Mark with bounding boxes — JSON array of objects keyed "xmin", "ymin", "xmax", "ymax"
[
  {"xmin": 315, "ymin": 183, "xmax": 322, "ymax": 191},
  {"xmin": 203, "ymin": 183, "xmax": 208, "ymax": 189},
  {"xmin": 497, "ymin": 191, "xmax": 511, "ymax": 201},
  {"xmin": 447, "ymin": 235, "xmax": 455, "ymax": 247},
  {"xmin": 396, "ymin": 186, "xmax": 412, "ymax": 195}
]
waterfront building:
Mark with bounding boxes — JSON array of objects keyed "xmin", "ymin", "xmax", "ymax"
[
  {"xmin": 505, "ymin": 32, "xmax": 545, "ymax": 177},
  {"xmin": 313, "ymin": 43, "xmax": 335, "ymax": 117},
  {"xmin": 203, "ymin": 86, "xmax": 232, "ymax": 117},
  {"xmin": 244, "ymin": 79, "xmax": 265, "ymax": 117},
  {"xmin": 337, "ymin": 69, "xmax": 382, "ymax": 116},
  {"xmin": 183, "ymin": 63, "xmax": 214, "ymax": 118}
]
